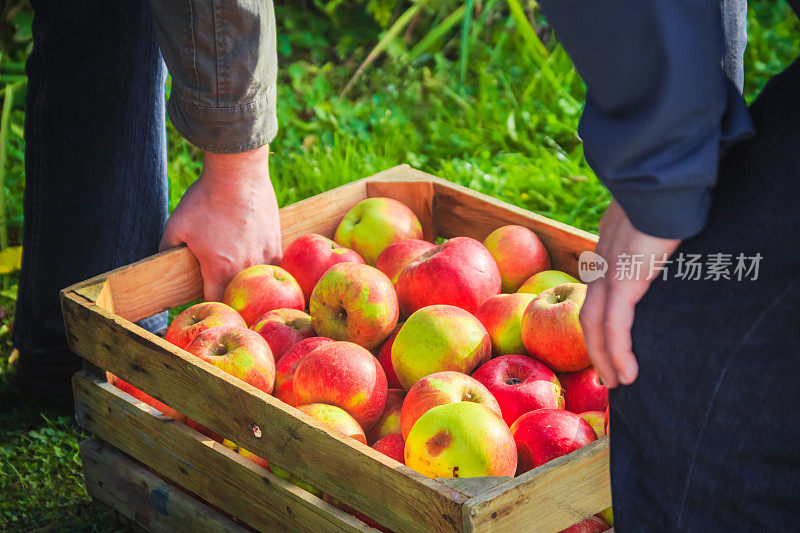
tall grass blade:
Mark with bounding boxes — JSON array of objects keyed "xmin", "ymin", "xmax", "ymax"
[
  {"xmin": 405, "ymin": 4, "xmax": 466, "ymax": 65},
  {"xmin": 459, "ymin": 0, "xmax": 474, "ymax": 84},
  {"xmin": 340, "ymin": 0, "xmax": 432, "ymax": 97}
]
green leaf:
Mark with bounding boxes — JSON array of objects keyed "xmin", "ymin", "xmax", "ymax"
[{"xmin": 0, "ymin": 246, "xmax": 22, "ymax": 275}]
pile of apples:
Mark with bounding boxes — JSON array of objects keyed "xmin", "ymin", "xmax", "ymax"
[{"xmin": 116, "ymin": 197, "xmax": 613, "ymax": 532}]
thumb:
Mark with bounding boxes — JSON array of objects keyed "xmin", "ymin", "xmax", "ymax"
[{"xmin": 159, "ymin": 220, "xmax": 184, "ymax": 252}]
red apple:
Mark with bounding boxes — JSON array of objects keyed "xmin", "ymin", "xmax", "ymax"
[
  {"xmin": 396, "ymin": 236, "xmax": 501, "ymax": 315},
  {"xmin": 483, "ymin": 225, "xmax": 551, "ymax": 293},
  {"xmin": 293, "ymin": 341, "xmax": 388, "ymax": 429},
  {"xmin": 296, "ymin": 403, "xmax": 367, "ymax": 444},
  {"xmin": 474, "ymin": 293, "xmax": 535, "ymax": 356},
  {"xmin": 274, "ymin": 336, "xmax": 333, "ymax": 406},
  {"xmin": 521, "ymin": 283, "xmax": 590, "ymax": 372},
  {"xmin": 165, "ymin": 302, "xmax": 246, "ymax": 349},
  {"xmin": 366, "ymin": 388, "xmax": 405, "ymax": 444},
  {"xmin": 560, "ymin": 516, "xmax": 609, "ymax": 533},
  {"xmin": 184, "ymin": 326, "xmax": 276, "ymax": 394},
  {"xmin": 510, "ymin": 408, "xmax": 597, "ymax": 474},
  {"xmin": 604, "ymin": 406, "xmax": 610, "ymax": 435},
  {"xmin": 405, "ymin": 402, "xmax": 517, "ymax": 478},
  {"xmin": 323, "ymin": 495, "xmax": 392, "ymax": 533},
  {"xmin": 376, "ymin": 239, "xmax": 435, "ymax": 285},
  {"xmin": 223, "ymin": 265, "xmax": 304, "ymax": 325},
  {"xmin": 400, "ymin": 371, "xmax": 501, "ymax": 439},
  {"xmin": 250, "ymin": 308, "xmax": 315, "ymax": 362},
  {"xmin": 334, "ymin": 197, "xmax": 423, "ymax": 266},
  {"xmin": 376, "ymin": 326, "xmax": 402, "ymax": 389},
  {"xmin": 560, "ymin": 366, "xmax": 608, "ymax": 413},
  {"xmin": 579, "ymin": 411, "xmax": 607, "ymax": 439},
  {"xmin": 280, "ymin": 233, "xmax": 365, "ymax": 301},
  {"xmin": 111, "ymin": 374, "xmax": 186, "ymax": 422},
  {"xmin": 309, "ymin": 262, "xmax": 398, "ymax": 350},
  {"xmin": 472, "ymin": 355, "xmax": 565, "ymax": 426},
  {"xmin": 391, "ymin": 305, "xmax": 491, "ymax": 390},
  {"xmin": 372, "ymin": 434, "xmax": 405, "ymax": 464},
  {"xmin": 185, "ymin": 418, "xmax": 223, "ymax": 443}
]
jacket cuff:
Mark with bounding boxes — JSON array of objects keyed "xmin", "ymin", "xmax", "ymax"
[
  {"xmin": 612, "ymin": 186, "xmax": 713, "ymax": 240},
  {"xmin": 167, "ymin": 88, "xmax": 278, "ymax": 154}
]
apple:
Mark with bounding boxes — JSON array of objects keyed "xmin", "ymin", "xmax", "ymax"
[
  {"xmin": 510, "ymin": 408, "xmax": 597, "ymax": 474},
  {"xmin": 293, "ymin": 341, "xmax": 388, "ymax": 429},
  {"xmin": 396, "ymin": 237, "xmax": 501, "ymax": 315},
  {"xmin": 271, "ymin": 465, "xmax": 323, "ymax": 497},
  {"xmin": 372, "ymin": 434, "xmax": 405, "ymax": 464},
  {"xmin": 111, "ymin": 374, "xmax": 186, "ymax": 422},
  {"xmin": 518, "ymin": 270, "xmax": 579, "ymax": 296},
  {"xmin": 521, "ymin": 283, "xmax": 590, "ymax": 372},
  {"xmin": 309, "ymin": 262, "xmax": 398, "ymax": 350},
  {"xmin": 296, "ymin": 403, "xmax": 367, "ymax": 444},
  {"xmin": 165, "ymin": 302, "xmax": 246, "ymax": 349},
  {"xmin": 185, "ymin": 418, "xmax": 223, "ymax": 443},
  {"xmin": 223, "ymin": 265, "xmax": 304, "ymax": 325},
  {"xmin": 323, "ymin": 495, "xmax": 391, "ymax": 533},
  {"xmin": 375, "ymin": 326, "xmax": 403, "ymax": 389},
  {"xmin": 400, "ymin": 371, "xmax": 501, "ymax": 440},
  {"xmin": 483, "ymin": 225, "xmax": 551, "ymax": 293},
  {"xmin": 560, "ymin": 366, "xmax": 608, "ymax": 413},
  {"xmin": 184, "ymin": 326, "xmax": 275, "ymax": 394},
  {"xmin": 471, "ymin": 355, "xmax": 564, "ymax": 426},
  {"xmin": 366, "ymin": 388, "xmax": 405, "ymax": 444},
  {"xmin": 474, "ymin": 293, "xmax": 535, "ymax": 356},
  {"xmin": 274, "ymin": 336, "xmax": 333, "ymax": 406},
  {"xmin": 250, "ymin": 308, "xmax": 315, "ymax": 362},
  {"xmin": 376, "ymin": 239, "xmax": 435, "ymax": 285},
  {"xmin": 597, "ymin": 506, "xmax": 614, "ymax": 527},
  {"xmin": 280, "ymin": 233, "xmax": 365, "ymax": 300},
  {"xmin": 334, "ymin": 197, "xmax": 423, "ymax": 265},
  {"xmin": 604, "ymin": 406, "xmax": 610, "ymax": 435},
  {"xmin": 404, "ymin": 402, "xmax": 517, "ymax": 478},
  {"xmin": 391, "ymin": 305, "xmax": 491, "ymax": 390},
  {"xmin": 239, "ymin": 447, "xmax": 270, "ymax": 470},
  {"xmin": 579, "ymin": 411, "xmax": 607, "ymax": 439},
  {"xmin": 560, "ymin": 516, "xmax": 609, "ymax": 533}
]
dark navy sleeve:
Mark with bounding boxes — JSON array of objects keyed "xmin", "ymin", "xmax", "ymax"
[{"xmin": 539, "ymin": 0, "xmax": 753, "ymax": 239}]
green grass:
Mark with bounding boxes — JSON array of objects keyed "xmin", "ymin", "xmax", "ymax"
[{"xmin": 1, "ymin": 0, "xmax": 798, "ymax": 530}]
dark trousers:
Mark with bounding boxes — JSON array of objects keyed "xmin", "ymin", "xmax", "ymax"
[
  {"xmin": 16, "ymin": 0, "xmax": 168, "ymax": 392},
  {"xmin": 612, "ymin": 57, "xmax": 800, "ymax": 530}
]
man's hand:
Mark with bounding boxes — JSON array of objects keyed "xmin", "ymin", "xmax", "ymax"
[
  {"xmin": 580, "ymin": 200, "xmax": 681, "ymax": 388},
  {"xmin": 159, "ymin": 145, "xmax": 281, "ymax": 302}
]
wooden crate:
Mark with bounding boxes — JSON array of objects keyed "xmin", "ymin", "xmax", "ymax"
[{"xmin": 63, "ymin": 165, "xmax": 610, "ymax": 533}]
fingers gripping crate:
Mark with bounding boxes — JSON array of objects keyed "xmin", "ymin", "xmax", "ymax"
[{"xmin": 62, "ymin": 165, "xmax": 610, "ymax": 532}]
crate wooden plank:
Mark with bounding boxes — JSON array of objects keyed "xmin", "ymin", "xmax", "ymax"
[
  {"xmin": 462, "ymin": 438, "xmax": 611, "ymax": 532},
  {"xmin": 80, "ymin": 438, "xmax": 248, "ymax": 533},
  {"xmin": 62, "ymin": 293, "xmax": 467, "ymax": 533},
  {"xmin": 431, "ymin": 180, "xmax": 597, "ymax": 276},
  {"xmin": 75, "ymin": 375, "xmax": 376, "ymax": 533}
]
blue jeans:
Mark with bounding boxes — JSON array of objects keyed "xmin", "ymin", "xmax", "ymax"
[
  {"xmin": 612, "ymin": 57, "xmax": 800, "ymax": 530},
  {"xmin": 16, "ymin": 0, "xmax": 168, "ymax": 392}
]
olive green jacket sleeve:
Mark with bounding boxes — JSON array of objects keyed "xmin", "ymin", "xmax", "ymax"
[{"xmin": 148, "ymin": 0, "xmax": 278, "ymax": 153}]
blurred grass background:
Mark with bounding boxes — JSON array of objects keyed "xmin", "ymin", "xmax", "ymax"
[{"xmin": 0, "ymin": 0, "xmax": 797, "ymax": 529}]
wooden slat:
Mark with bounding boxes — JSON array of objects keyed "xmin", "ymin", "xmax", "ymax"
[
  {"xmin": 431, "ymin": 180, "xmax": 598, "ymax": 277},
  {"xmin": 62, "ymin": 293, "xmax": 466, "ymax": 533},
  {"xmin": 80, "ymin": 438, "xmax": 249, "ymax": 533},
  {"xmin": 462, "ymin": 438, "xmax": 611, "ymax": 532},
  {"xmin": 75, "ymin": 376, "xmax": 374, "ymax": 533},
  {"xmin": 279, "ymin": 180, "xmax": 369, "ymax": 248},
  {"xmin": 366, "ymin": 179, "xmax": 436, "ymax": 242}
]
